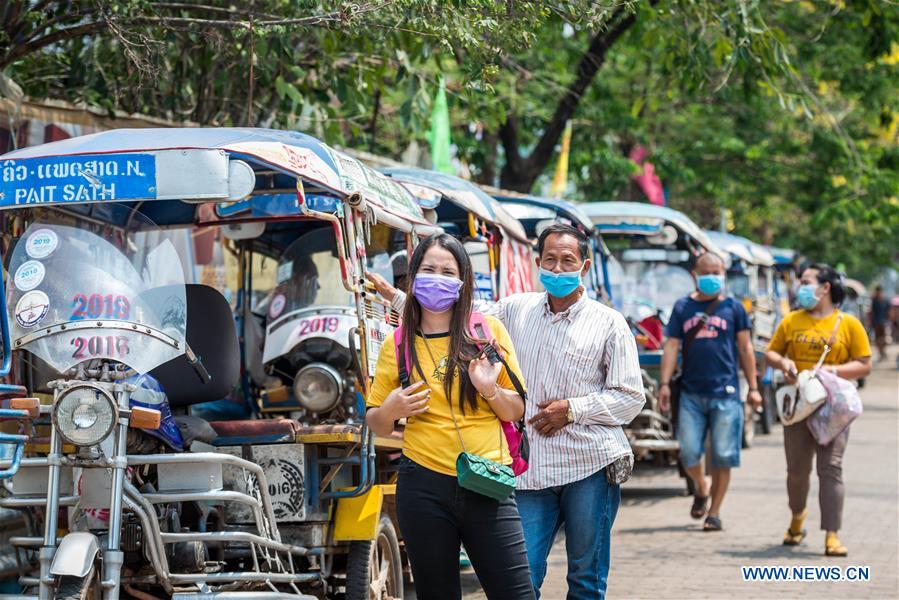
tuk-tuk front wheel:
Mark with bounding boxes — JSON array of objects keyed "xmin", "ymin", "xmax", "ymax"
[
  {"xmin": 55, "ymin": 565, "xmax": 100, "ymax": 600},
  {"xmin": 346, "ymin": 515, "xmax": 403, "ymax": 600}
]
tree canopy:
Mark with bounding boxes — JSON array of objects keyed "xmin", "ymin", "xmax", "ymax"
[{"xmin": 1, "ymin": 0, "xmax": 896, "ymax": 278}]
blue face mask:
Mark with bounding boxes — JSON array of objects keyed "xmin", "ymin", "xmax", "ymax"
[
  {"xmin": 696, "ymin": 274, "xmax": 724, "ymax": 296},
  {"xmin": 539, "ymin": 267, "xmax": 582, "ymax": 298},
  {"xmin": 797, "ymin": 284, "xmax": 821, "ymax": 310}
]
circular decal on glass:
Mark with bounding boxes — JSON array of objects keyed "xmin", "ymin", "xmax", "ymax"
[
  {"xmin": 15, "ymin": 290, "xmax": 50, "ymax": 328},
  {"xmin": 269, "ymin": 293, "xmax": 287, "ymax": 319},
  {"xmin": 25, "ymin": 228, "xmax": 59, "ymax": 259},
  {"xmin": 14, "ymin": 260, "xmax": 46, "ymax": 291}
]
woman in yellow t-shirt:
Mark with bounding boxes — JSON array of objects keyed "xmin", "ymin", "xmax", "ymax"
[
  {"xmin": 366, "ymin": 233, "xmax": 533, "ymax": 599},
  {"xmin": 767, "ymin": 263, "xmax": 871, "ymax": 557}
]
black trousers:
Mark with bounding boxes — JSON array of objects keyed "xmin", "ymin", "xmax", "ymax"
[{"xmin": 396, "ymin": 456, "xmax": 535, "ymax": 600}]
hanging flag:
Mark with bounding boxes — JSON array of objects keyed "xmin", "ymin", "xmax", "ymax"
[
  {"xmin": 629, "ymin": 144, "xmax": 665, "ymax": 206},
  {"xmin": 429, "ymin": 76, "xmax": 454, "ymax": 175},
  {"xmin": 550, "ymin": 121, "xmax": 572, "ymax": 198}
]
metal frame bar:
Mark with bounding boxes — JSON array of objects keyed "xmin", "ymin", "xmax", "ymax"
[
  {"xmin": 13, "ymin": 319, "xmax": 181, "ymax": 351},
  {"xmin": 126, "ymin": 452, "xmax": 282, "ymax": 542},
  {"xmin": 0, "ymin": 243, "xmax": 12, "ymax": 378}
]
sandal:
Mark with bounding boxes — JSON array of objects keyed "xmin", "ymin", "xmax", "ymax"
[
  {"xmin": 703, "ymin": 515, "xmax": 722, "ymax": 531},
  {"xmin": 825, "ymin": 533, "xmax": 848, "ymax": 557},
  {"xmin": 783, "ymin": 528, "xmax": 807, "ymax": 546},
  {"xmin": 690, "ymin": 495, "xmax": 709, "ymax": 519},
  {"xmin": 783, "ymin": 509, "xmax": 808, "ymax": 546}
]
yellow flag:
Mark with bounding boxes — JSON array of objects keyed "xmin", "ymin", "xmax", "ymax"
[{"xmin": 550, "ymin": 121, "xmax": 572, "ymax": 198}]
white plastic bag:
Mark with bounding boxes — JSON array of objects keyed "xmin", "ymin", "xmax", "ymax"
[{"xmin": 807, "ymin": 369, "xmax": 862, "ymax": 445}]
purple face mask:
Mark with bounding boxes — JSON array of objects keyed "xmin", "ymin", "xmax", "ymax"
[{"xmin": 412, "ymin": 273, "xmax": 462, "ymax": 313}]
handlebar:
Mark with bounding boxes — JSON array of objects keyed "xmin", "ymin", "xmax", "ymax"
[{"xmin": 185, "ymin": 344, "xmax": 211, "ymax": 384}]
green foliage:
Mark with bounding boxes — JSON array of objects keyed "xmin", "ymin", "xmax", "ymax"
[{"xmin": 1, "ymin": 0, "xmax": 896, "ymax": 278}]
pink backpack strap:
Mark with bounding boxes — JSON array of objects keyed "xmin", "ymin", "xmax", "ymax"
[{"xmin": 393, "ymin": 324, "xmax": 412, "ymax": 389}]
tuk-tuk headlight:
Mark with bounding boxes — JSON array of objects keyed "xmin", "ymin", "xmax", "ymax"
[
  {"xmin": 293, "ymin": 363, "xmax": 343, "ymax": 413},
  {"xmin": 53, "ymin": 385, "xmax": 117, "ymax": 447}
]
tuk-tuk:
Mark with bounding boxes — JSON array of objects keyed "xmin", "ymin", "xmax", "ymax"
[
  {"xmin": 380, "ymin": 168, "xmax": 536, "ymax": 301},
  {"xmin": 767, "ymin": 245, "xmax": 799, "ymax": 316},
  {"xmin": 580, "ymin": 201, "xmax": 729, "ymax": 461},
  {"xmin": 487, "ymin": 189, "xmax": 614, "ymax": 304},
  {"xmin": 0, "ymin": 127, "xmax": 440, "ymax": 599}
]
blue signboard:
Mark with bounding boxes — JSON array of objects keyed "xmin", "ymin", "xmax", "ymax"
[{"xmin": 0, "ymin": 153, "xmax": 156, "ymax": 208}]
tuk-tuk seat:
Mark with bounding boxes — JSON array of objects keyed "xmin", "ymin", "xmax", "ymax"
[
  {"xmin": 206, "ymin": 421, "xmax": 365, "ymax": 446},
  {"xmin": 150, "ymin": 285, "xmax": 240, "ymax": 408},
  {"xmin": 207, "ymin": 418, "xmax": 300, "ymax": 446}
]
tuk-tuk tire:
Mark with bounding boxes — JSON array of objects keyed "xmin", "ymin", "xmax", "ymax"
[
  {"xmin": 759, "ymin": 385, "xmax": 776, "ymax": 435},
  {"xmin": 741, "ymin": 402, "xmax": 754, "ymax": 449},
  {"xmin": 55, "ymin": 565, "xmax": 100, "ymax": 600},
  {"xmin": 345, "ymin": 515, "xmax": 403, "ymax": 600}
]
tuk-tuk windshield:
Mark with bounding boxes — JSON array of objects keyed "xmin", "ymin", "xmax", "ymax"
[
  {"xmin": 614, "ymin": 260, "xmax": 695, "ymax": 323},
  {"xmin": 5, "ymin": 220, "xmax": 187, "ymax": 374},
  {"xmin": 727, "ymin": 272, "xmax": 750, "ymax": 300},
  {"xmin": 266, "ymin": 227, "xmax": 392, "ymax": 322}
]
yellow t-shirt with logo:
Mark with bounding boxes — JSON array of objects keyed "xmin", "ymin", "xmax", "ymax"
[
  {"xmin": 768, "ymin": 310, "xmax": 871, "ymax": 373},
  {"xmin": 367, "ymin": 315, "xmax": 526, "ymax": 476}
]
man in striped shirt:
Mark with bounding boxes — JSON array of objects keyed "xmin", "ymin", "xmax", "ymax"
[{"xmin": 370, "ymin": 224, "xmax": 645, "ymax": 598}]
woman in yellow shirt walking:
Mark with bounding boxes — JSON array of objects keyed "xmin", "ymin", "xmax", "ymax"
[
  {"xmin": 366, "ymin": 233, "xmax": 534, "ymax": 599},
  {"xmin": 767, "ymin": 263, "xmax": 872, "ymax": 557}
]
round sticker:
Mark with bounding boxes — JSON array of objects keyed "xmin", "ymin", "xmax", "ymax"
[
  {"xmin": 269, "ymin": 294, "xmax": 287, "ymax": 320},
  {"xmin": 14, "ymin": 260, "xmax": 46, "ymax": 292},
  {"xmin": 25, "ymin": 228, "xmax": 59, "ymax": 259},
  {"xmin": 15, "ymin": 290, "xmax": 50, "ymax": 328}
]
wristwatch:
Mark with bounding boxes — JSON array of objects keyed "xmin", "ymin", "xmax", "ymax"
[{"xmin": 566, "ymin": 406, "xmax": 575, "ymax": 424}]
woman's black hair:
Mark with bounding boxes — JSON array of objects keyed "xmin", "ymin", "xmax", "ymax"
[
  {"xmin": 805, "ymin": 262, "xmax": 845, "ymax": 305},
  {"xmin": 402, "ymin": 233, "xmax": 481, "ymax": 413}
]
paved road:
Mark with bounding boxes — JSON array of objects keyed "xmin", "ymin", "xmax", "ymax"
[{"xmin": 454, "ymin": 351, "xmax": 898, "ymax": 599}]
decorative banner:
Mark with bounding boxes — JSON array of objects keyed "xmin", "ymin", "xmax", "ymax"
[
  {"xmin": 629, "ymin": 144, "xmax": 665, "ymax": 206},
  {"xmin": 429, "ymin": 76, "xmax": 454, "ymax": 175},
  {"xmin": 550, "ymin": 121, "xmax": 572, "ymax": 198},
  {"xmin": 500, "ymin": 238, "xmax": 536, "ymax": 297}
]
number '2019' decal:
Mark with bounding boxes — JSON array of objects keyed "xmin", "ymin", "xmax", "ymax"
[
  {"xmin": 71, "ymin": 294, "xmax": 130, "ymax": 320},
  {"xmin": 297, "ymin": 317, "xmax": 340, "ymax": 336}
]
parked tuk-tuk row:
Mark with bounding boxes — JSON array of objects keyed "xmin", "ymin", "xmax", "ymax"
[{"xmin": 0, "ymin": 126, "xmax": 817, "ymax": 598}]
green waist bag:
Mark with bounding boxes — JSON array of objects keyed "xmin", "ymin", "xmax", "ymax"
[{"xmin": 456, "ymin": 452, "xmax": 515, "ymax": 501}]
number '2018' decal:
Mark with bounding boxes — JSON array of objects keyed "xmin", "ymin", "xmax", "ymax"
[
  {"xmin": 71, "ymin": 335, "xmax": 131, "ymax": 360},
  {"xmin": 297, "ymin": 317, "xmax": 340, "ymax": 336},
  {"xmin": 71, "ymin": 294, "xmax": 130, "ymax": 320}
]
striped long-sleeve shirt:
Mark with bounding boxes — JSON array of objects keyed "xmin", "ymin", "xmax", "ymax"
[
  {"xmin": 391, "ymin": 289, "xmax": 646, "ymax": 489},
  {"xmin": 486, "ymin": 292, "xmax": 645, "ymax": 489}
]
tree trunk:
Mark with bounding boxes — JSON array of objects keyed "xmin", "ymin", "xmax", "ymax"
[
  {"xmin": 475, "ymin": 129, "xmax": 499, "ymax": 186},
  {"xmin": 498, "ymin": 1, "xmax": 655, "ymax": 193}
]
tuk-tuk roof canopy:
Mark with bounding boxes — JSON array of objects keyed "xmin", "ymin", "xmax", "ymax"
[
  {"xmin": 580, "ymin": 201, "xmax": 725, "ymax": 259},
  {"xmin": 766, "ymin": 245, "xmax": 797, "ymax": 266},
  {"xmin": 705, "ymin": 230, "xmax": 774, "ymax": 267},
  {"xmin": 0, "ymin": 127, "xmax": 432, "ymax": 229},
  {"xmin": 380, "ymin": 167, "xmax": 528, "ymax": 242},
  {"xmin": 486, "ymin": 187, "xmax": 594, "ymax": 232}
]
